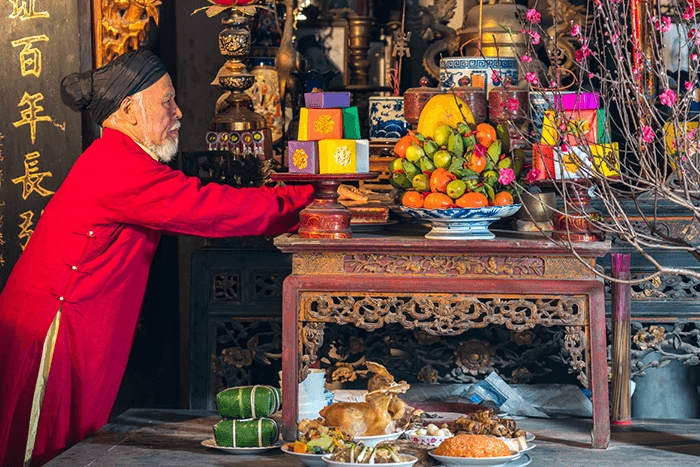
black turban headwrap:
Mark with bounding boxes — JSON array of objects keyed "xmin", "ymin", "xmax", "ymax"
[{"xmin": 60, "ymin": 49, "xmax": 167, "ymax": 125}]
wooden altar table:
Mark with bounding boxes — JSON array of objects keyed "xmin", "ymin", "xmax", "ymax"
[{"xmin": 274, "ymin": 229, "xmax": 612, "ymax": 449}]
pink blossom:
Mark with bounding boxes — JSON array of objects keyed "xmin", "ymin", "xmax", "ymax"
[
  {"xmin": 527, "ymin": 29, "xmax": 541, "ymax": 45},
  {"xmin": 692, "ymin": 53, "xmax": 699, "ymax": 60},
  {"xmin": 525, "ymin": 72, "xmax": 538, "ymax": 85},
  {"xmin": 575, "ymin": 45, "xmax": 592, "ymax": 62},
  {"xmin": 588, "ymin": 72, "xmax": 595, "ymax": 79},
  {"xmin": 498, "ymin": 168, "xmax": 516, "ymax": 185},
  {"xmin": 685, "ymin": 81, "xmax": 695, "ymax": 91},
  {"xmin": 526, "ymin": 169, "xmax": 541, "ymax": 183},
  {"xmin": 491, "ymin": 70, "xmax": 501, "ymax": 84},
  {"xmin": 688, "ymin": 128, "xmax": 697, "ymax": 140},
  {"xmin": 654, "ymin": 16, "xmax": 672, "ymax": 33},
  {"xmin": 560, "ymin": 143, "xmax": 570, "ymax": 152},
  {"xmin": 641, "ymin": 126, "xmax": 655, "ymax": 143},
  {"xmin": 507, "ymin": 98, "xmax": 519, "ymax": 112},
  {"xmin": 571, "ymin": 23, "xmax": 581, "ymax": 36},
  {"xmin": 521, "ymin": 54, "xmax": 533, "ymax": 63},
  {"xmin": 526, "ymin": 9, "xmax": 541, "ymax": 23},
  {"xmin": 659, "ymin": 88, "xmax": 677, "ymax": 106},
  {"xmin": 610, "ymin": 32, "xmax": 619, "ymax": 44},
  {"xmin": 683, "ymin": 6, "xmax": 695, "ymax": 20}
]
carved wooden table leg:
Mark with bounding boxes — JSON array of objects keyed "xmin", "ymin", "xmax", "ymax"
[
  {"xmin": 589, "ymin": 284, "xmax": 611, "ymax": 448},
  {"xmin": 281, "ymin": 276, "xmax": 300, "ymax": 441}
]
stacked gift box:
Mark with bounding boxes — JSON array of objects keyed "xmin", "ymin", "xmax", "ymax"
[
  {"xmin": 211, "ymin": 385, "xmax": 281, "ymax": 448},
  {"xmin": 287, "ymin": 91, "xmax": 370, "ymax": 174},
  {"xmin": 531, "ymin": 91, "xmax": 620, "ymax": 180}
]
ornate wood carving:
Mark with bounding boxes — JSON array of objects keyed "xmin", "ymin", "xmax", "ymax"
[
  {"xmin": 343, "ymin": 254, "xmax": 545, "ymax": 277},
  {"xmin": 563, "ymin": 325, "xmax": 588, "ymax": 387},
  {"xmin": 213, "ymin": 273, "xmax": 240, "ymax": 301},
  {"xmin": 299, "ymin": 322, "xmax": 325, "ymax": 383},
  {"xmin": 299, "ymin": 293, "xmax": 588, "ymax": 334},
  {"xmin": 252, "ymin": 272, "xmax": 285, "ymax": 301},
  {"xmin": 93, "ymin": 0, "xmax": 162, "ymax": 67}
]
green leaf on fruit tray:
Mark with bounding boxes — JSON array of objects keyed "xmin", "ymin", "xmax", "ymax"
[
  {"xmin": 513, "ymin": 149, "xmax": 525, "ymax": 176},
  {"xmin": 424, "ymin": 140, "xmax": 439, "ymax": 158},
  {"xmin": 455, "ymin": 167, "xmax": 479, "ymax": 180},
  {"xmin": 447, "ymin": 131, "xmax": 465, "ymax": 157},
  {"xmin": 415, "ymin": 132, "xmax": 426, "ymax": 142},
  {"xmin": 482, "ymin": 170, "xmax": 498, "ymax": 187},
  {"xmin": 487, "ymin": 140, "xmax": 502, "ymax": 164},
  {"xmin": 498, "ymin": 157, "xmax": 513, "ymax": 169},
  {"xmin": 496, "ymin": 124, "xmax": 510, "ymax": 153},
  {"xmin": 449, "ymin": 157, "xmax": 466, "ymax": 174},
  {"xmin": 482, "ymin": 183, "xmax": 495, "ymax": 201}
]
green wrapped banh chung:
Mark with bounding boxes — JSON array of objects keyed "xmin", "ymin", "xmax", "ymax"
[
  {"xmin": 213, "ymin": 417, "xmax": 280, "ymax": 448},
  {"xmin": 216, "ymin": 385, "xmax": 281, "ymax": 419}
]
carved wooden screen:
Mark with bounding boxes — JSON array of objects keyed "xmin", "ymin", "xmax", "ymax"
[{"xmin": 0, "ymin": 1, "xmax": 83, "ymax": 288}]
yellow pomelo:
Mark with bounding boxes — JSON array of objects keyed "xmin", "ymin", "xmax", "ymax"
[{"xmin": 417, "ymin": 93, "xmax": 476, "ymax": 137}]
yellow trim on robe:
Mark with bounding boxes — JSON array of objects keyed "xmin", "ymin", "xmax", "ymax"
[{"xmin": 24, "ymin": 309, "xmax": 61, "ymax": 467}]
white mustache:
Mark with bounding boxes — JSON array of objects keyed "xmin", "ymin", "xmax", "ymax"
[{"xmin": 170, "ymin": 122, "xmax": 181, "ymax": 132}]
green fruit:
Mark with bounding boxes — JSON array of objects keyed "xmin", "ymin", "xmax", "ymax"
[
  {"xmin": 447, "ymin": 131, "xmax": 465, "ymax": 157},
  {"xmin": 446, "ymin": 179, "xmax": 467, "ymax": 199},
  {"xmin": 405, "ymin": 144, "xmax": 425, "ymax": 163},
  {"xmin": 433, "ymin": 124, "xmax": 453, "ymax": 146},
  {"xmin": 456, "ymin": 122, "xmax": 471, "ymax": 136},
  {"xmin": 423, "ymin": 140, "xmax": 439, "ymax": 158},
  {"xmin": 412, "ymin": 173, "xmax": 430, "ymax": 192},
  {"xmin": 389, "ymin": 158, "xmax": 404, "ymax": 173},
  {"xmin": 420, "ymin": 156, "xmax": 437, "ymax": 173},
  {"xmin": 433, "ymin": 149, "xmax": 452, "ymax": 169},
  {"xmin": 497, "ymin": 157, "xmax": 513, "ymax": 169},
  {"xmin": 402, "ymin": 159, "xmax": 420, "ymax": 180},
  {"xmin": 482, "ymin": 170, "xmax": 498, "ymax": 187},
  {"xmin": 487, "ymin": 140, "xmax": 502, "ymax": 164},
  {"xmin": 390, "ymin": 172, "xmax": 412, "ymax": 189},
  {"xmin": 448, "ymin": 157, "xmax": 466, "ymax": 174}
]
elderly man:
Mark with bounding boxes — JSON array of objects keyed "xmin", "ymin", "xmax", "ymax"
[{"xmin": 0, "ymin": 49, "xmax": 313, "ymax": 466}]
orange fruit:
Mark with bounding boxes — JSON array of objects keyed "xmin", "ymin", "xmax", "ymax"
[
  {"xmin": 429, "ymin": 168, "xmax": 456, "ymax": 193},
  {"xmin": 417, "ymin": 93, "xmax": 476, "ymax": 138},
  {"xmin": 402, "ymin": 191, "xmax": 425, "ymax": 208},
  {"xmin": 424, "ymin": 192, "xmax": 454, "ymax": 209},
  {"xmin": 466, "ymin": 152, "xmax": 487, "ymax": 174},
  {"xmin": 493, "ymin": 191, "xmax": 514, "ymax": 206},
  {"xmin": 393, "ymin": 131, "xmax": 420, "ymax": 158},
  {"xmin": 455, "ymin": 192, "xmax": 489, "ymax": 208},
  {"xmin": 475, "ymin": 123, "xmax": 497, "ymax": 148}
]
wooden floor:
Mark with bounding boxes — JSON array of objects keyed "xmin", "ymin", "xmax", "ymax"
[{"xmin": 45, "ymin": 409, "xmax": 700, "ymax": 467}]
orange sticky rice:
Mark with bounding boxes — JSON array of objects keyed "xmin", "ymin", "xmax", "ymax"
[{"xmin": 433, "ymin": 434, "xmax": 511, "ymax": 458}]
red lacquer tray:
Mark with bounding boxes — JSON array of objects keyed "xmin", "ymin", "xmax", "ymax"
[{"xmin": 270, "ymin": 173, "xmax": 379, "ymax": 239}]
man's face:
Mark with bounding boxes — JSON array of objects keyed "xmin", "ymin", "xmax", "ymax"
[{"xmin": 135, "ymin": 74, "xmax": 182, "ymax": 162}]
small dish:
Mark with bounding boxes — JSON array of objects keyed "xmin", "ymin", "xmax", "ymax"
[
  {"xmin": 201, "ymin": 438, "xmax": 282, "ymax": 454},
  {"xmin": 322, "ymin": 453, "xmax": 418, "ymax": 467},
  {"xmin": 405, "ymin": 429, "xmax": 454, "ymax": 447},
  {"xmin": 280, "ymin": 444, "xmax": 327, "ymax": 467},
  {"xmin": 354, "ymin": 430, "xmax": 405, "ymax": 447},
  {"xmin": 428, "ymin": 450, "xmax": 522, "ymax": 467}
]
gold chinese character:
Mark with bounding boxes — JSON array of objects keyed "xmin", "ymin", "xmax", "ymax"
[
  {"xmin": 11, "ymin": 151, "xmax": 54, "ymax": 200},
  {"xmin": 18, "ymin": 210, "xmax": 35, "ymax": 250},
  {"xmin": 13, "ymin": 92, "xmax": 52, "ymax": 144},
  {"xmin": 8, "ymin": 0, "xmax": 49, "ymax": 20},
  {"xmin": 11, "ymin": 35, "xmax": 49, "ymax": 78}
]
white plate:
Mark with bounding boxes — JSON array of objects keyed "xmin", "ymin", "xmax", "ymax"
[
  {"xmin": 322, "ymin": 453, "xmax": 418, "ymax": 467},
  {"xmin": 280, "ymin": 444, "xmax": 327, "ymax": 467},
  {"xmin": 201, "ymin": 438, "xmax": 282, "ymax": 454},
  {"xmin": 526, "ymin": 432, "xmax": 535, "ymax": 443},
  {"xmin": 429, "ymin": 450, "xmax": 522, "ymax": 467},
  {"xmin": 420, "ymin": 412, "xmax": 467, "ymax": 425},
  {"xmin": 354, "ymin": 430, "xmax": 405, "ymax": 447},
  {"xmin": 519, "ymin": 443, "xmax": 536, "ymax": 454}
]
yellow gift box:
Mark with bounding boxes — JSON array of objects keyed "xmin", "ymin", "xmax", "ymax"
[
  {"xmin": 555, "ymin": 143, "xmax": 620, "ymax": 179},
  {"xmin": 318, "ymin": 139, "xmax": 357, "ymax": 174}
]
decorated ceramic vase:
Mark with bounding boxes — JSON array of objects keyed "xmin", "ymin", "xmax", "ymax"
[
  {"xmin": 368, "ymin": 96, "xmax": 409, "ymax": 141},
  {"xmin": 439, "ymin": 57, "xmax": 519, "ymax": 94},
  {"xmin": 244, "ymin": 58, "xmax": 284, "ymax": 143}
]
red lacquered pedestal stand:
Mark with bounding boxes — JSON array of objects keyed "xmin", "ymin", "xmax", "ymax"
[{"xmin": 270, "ymin": 173, "xmax": 379, "ymax": 239}]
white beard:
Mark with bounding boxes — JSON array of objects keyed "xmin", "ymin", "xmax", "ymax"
[{"xmin": 151, "ymin": 136, "xmax": 179, "ymax": 163}]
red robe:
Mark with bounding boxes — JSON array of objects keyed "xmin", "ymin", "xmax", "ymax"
[{"xmin": 0, "ymin": 128, "xmax": 314, "ymax": 466}]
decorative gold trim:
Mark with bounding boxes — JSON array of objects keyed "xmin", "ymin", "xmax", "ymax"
[
  {"xmin": 292, "ymin": 253, "xmax": 344, "ymax": 275},
  {"xmin": 563, "ymin": 325, "xmax": 588, "ymax": 387},
  {"xmin": 93, "ymin": 0, "xmax": 162, "ymax": 67},
  {"xmin": 299, "ymin": 322, "xmax": 325, "ymax": 383}
]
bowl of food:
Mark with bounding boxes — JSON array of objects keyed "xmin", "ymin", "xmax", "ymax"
[
  {"xmin": 398, "ymin": 205, "xmax": 521, "ymax": 240},
  {"xmin": 354, "ymin": 430, "xmax": 405, "ymax": 447},
  {"xmin": 322, "ymin": 444, "xmax": 418, "ymax": 466},
  {"xmin": 405, "ymin": 424, "xmax": 453, "ymax": 447},
  {"xmin": 281, "ymin": 444, "xmax": 328, "ymax": 467},
  {"xmin": 427, "ymin": 434, "xmax": 521, "ymax": 467}
]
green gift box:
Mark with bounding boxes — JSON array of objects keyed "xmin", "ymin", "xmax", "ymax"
[{"xmin": 342, "ymin": 106, "xmax": 361, "ymax": 139}]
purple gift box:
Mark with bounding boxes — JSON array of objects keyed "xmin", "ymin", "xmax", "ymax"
[
  {"xmin": 555, "ymin": 92, "xmax": 600, "ymax": 111},
  {"xmin": 304, "ymin": 92, "xmax": 351, "ymax": 109},
  {"xmin": 287, "ymin": 140, "xmax": 318, "ymax": 174}
]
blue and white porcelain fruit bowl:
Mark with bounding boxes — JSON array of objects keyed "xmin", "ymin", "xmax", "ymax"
[{"xmin": 398, "ymin": 205, "xmax": 521, "ymax": 240}]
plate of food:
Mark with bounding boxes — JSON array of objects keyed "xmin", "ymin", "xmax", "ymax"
[
  {"xmin": 201, "ymin": 438, "xmax": 282, "ymax": 454},
  {"xmin": 427, "ymin": 434, "xmax": 521, "ymax": 467},
  {"xmin": 405, "ymin": 424, "xmax": 453, "ymax": 447},
  {"xmin": 322, "ymin": 444, "xmax": 418, "ymax": 466},
  {"xmin": 281, "ymin": 426, "xmax": 349, "ymax": 466}
]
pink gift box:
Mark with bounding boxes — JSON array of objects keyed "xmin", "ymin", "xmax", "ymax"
[
  {"xmin": 304, "ymin": 92, "xmax": 351, "ymax": 109},
  {"xmin": 287, "ymin": 140, "xmax": 318, "ymax": 174},
  {"xmin": 555, "ymin": 92, "xmax": 600, "ymax": 111}
]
